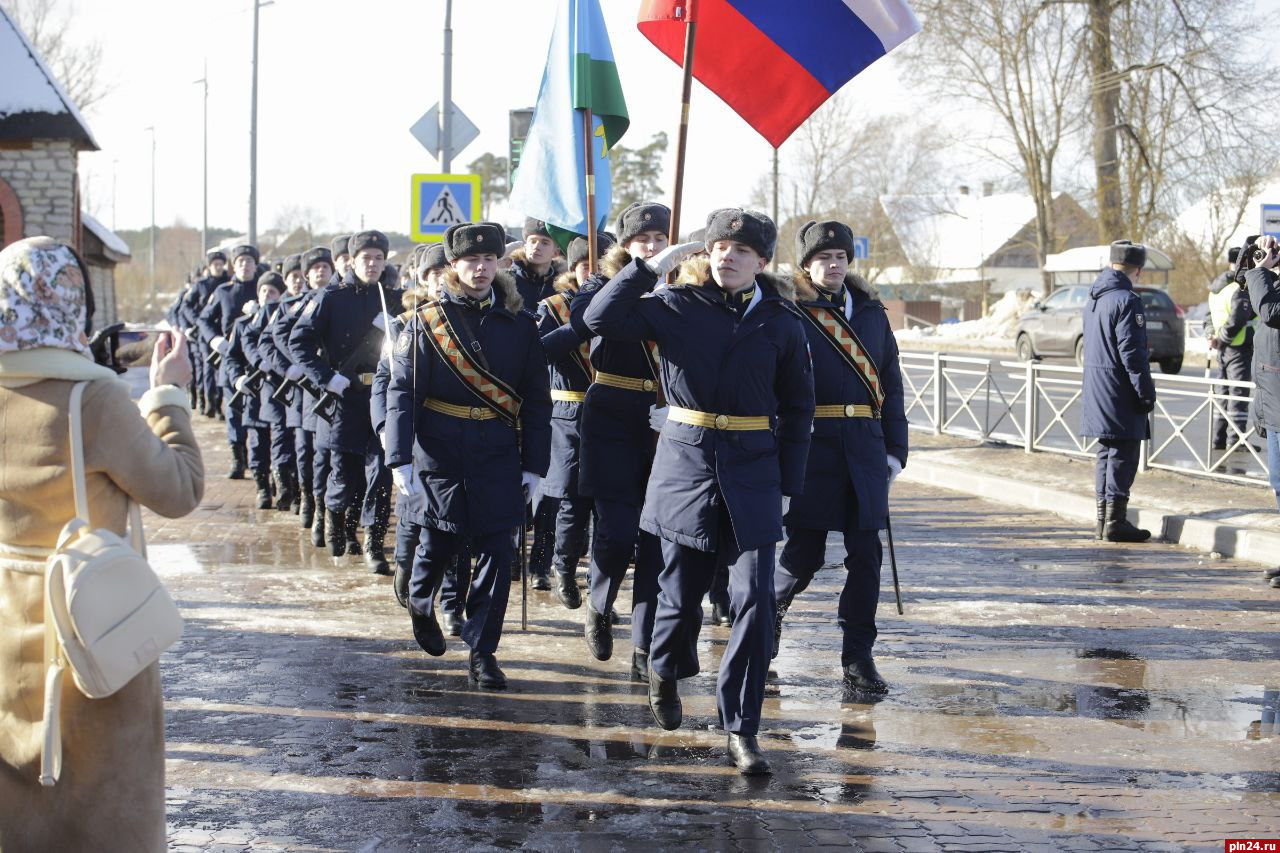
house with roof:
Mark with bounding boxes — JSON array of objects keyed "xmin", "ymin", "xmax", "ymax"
[
  {"xmin": 1, "ymin": 6, "xmax": 126, "ymax": 325},
  {"xmin": 878, "ymin": 188, "xmax": 1096, "ymax": 295}
]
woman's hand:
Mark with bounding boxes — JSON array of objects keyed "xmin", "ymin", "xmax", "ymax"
[{"xmin": 150, "ymin": 332, "xmax": 193, "ymax": 389}]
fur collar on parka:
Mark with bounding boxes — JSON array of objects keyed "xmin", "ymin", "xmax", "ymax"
[
  {"xmin": 792, "ymin": 269, "xmax": 876, "ymax": 304},
  {"xmin": 440, "ymin": 269, "xmax": 524, "ymax": 314},
  {"xmin": 673, "ymin": 255, "xmax": 797, "ymax": 303},
  {"xmin": 600, "ymin": 243, "xmax": 632, "ymax": 280},
  {"xmin": 509, "ymin": 248, "xmax": 565, "ymax": 279},
  {"xmin": 551, "ymin": 271, "xmax": 579, "ymax": 295}
]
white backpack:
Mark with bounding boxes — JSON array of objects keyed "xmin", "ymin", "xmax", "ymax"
[{"xmin": 40, "ymin": 381, "xmax": 184, "ymax": 786}]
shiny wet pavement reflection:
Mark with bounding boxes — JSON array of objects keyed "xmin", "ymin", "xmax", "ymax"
[{"xmin": 152, "ymin": 421, "xmax": 1280, "ymax": 851}]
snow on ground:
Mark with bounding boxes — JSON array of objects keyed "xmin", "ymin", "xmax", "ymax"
[{"xmin": 894, "ymin": 290, "xmax": 1036, "ymax": 349}]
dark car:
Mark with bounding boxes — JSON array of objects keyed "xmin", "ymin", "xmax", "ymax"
[{"xmin": 1014, "ymin": 285, "xmax": 1185, "ymax": 373}]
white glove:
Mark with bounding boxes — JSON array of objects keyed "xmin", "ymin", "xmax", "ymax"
[
  {"xmin": 521, "ymin": 471, "xmax": 542, "ymax": 499},
  {"xmin": 372, "ymin": 314, "xmax": 386, "ymax": 331},
  {"xmin": 649, "ymin": 404, "xmax": 669, "ymax": 432},
  {"xmin": 392, "ymin": 465, "xmax": 425, "ymax": 515},
  {"xmin": 645, "ymin": 241, "xmax": 703, "ymax": 278},
  {"xmin": 325, "ymin": 374, "xmax": 351, "ymax": 396},
  {"xmin": 211, "ymin": 335, "xmax": 228, "ymax": 355},
  {"xmin": 379, "ymin": 430, "xmax": 388, "ymax": 455},
  {"xmin": 887, "ymin": 455, "xmax": 903, "ymax": 489},
  {"xmin": 285, "ymin": 364, "xmax": 304, "ymax": 382},
  {"xmin": 233, "ymin": 375, "xmax": 247, "ymax": 393},
  {"xmin": 242, "ymin": 300, "xmax": 258, "ymax": 317}
]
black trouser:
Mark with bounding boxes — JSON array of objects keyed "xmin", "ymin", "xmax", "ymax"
[
  {"xmin": 553, "ymin": 494, "xmax": 592, "ymax": 576},
  {"xmin": 1213, "ymin": 343, "xmax": 1253, "ymax": 447},
  {"xmin": 1095, "ymin": 438, "xmax": 1141, "ymax": 500},
  {"xmin": 776, "ymin": 527, "xmax": 883, "ymax": 665}
]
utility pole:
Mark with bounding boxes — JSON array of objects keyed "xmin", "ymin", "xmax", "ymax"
[
  {"xmin": 146, "ymin": 126, "xmax": 156, "ymax": 309},
  {"xmin": 440, "ymin": 0, "xmax": 454, "ymax": 172},
  {"xmin": 194, "ymin": 60, "xmax": 209, "ymax": 255},
  {"xmin": 1087, "ymin": 0, "xmax": 1120, "ymax": 241},
  {"xmin": 110, "ymin": 158, "xmax": 117, "ymax": 231},
  {"xmin": 771, "ymin": 148, "xmax": 779, "ymax": 271},
  {"xmin": 249, "ymin": 0, "xmax": 274, "ymax": 244}
]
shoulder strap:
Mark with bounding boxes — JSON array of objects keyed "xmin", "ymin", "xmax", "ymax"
[
  {"xmin": 800, "ymin": 305, "xmax": 886, "ymax": 414},
  {"xmin": 66, "ymin": 382, "xmax": 146, "ymax": 554}
]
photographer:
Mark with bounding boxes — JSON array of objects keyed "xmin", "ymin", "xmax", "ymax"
[
  {"xmin": 1244, "ymin": 236, "xmax": 1280, "ymax": 589},
  {"xmin": 1206, "ymin": 247, "xmax": 1256, "ymax": 451}
]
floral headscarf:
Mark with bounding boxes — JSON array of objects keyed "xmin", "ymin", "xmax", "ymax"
[{"xmin": 0, "ymin": 236, "xmax": 91, "ymax": 356}]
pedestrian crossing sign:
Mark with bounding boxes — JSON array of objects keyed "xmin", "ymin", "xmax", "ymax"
[{"xmin": 411, "ymin": 173, "xmax": 482, "ymax": 243}]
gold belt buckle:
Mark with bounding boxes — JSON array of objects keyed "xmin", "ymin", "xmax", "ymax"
[
  {"xmin": 714, "ymin": 414, "xmax": 729, "ymax": 429},
  {"xmin": 844, "ymin": 404, "xmax": 856, "ymax": 417},
  {"xmin": 642, "ymin": 379, "xmax": 656, "ymax": 392},
  {"xmin": 469, "ymin": 407, "xmax": 485, "ymax": 420}
]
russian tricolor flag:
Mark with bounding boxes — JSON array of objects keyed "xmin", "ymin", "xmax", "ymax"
[{"xmin": 638, "ymin": 0, "xmax": 921, "ymax": 147}]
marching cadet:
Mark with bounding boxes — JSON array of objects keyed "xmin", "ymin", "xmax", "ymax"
[
  {"xmin": 584, "ymin": 208, "xmax": 815, "ymax": 776},
  {"xmin": 289, "ymin": 231, "xmax": 403, "ymax": 567},
  {"xmin": 225, "ymin": 271, "xmax": 285, "ymax": 508},
  {"xmin": 536, "ymin": 232, "xmax": 615, "ymax": 610},
  {"xmin": 183, "ymin": 248, "xmax": 230, "ymax": 418},
  {"xmin": 1080, "ymin": 240, "xmax": 1156, "ymax": 543},
  {"xmin": 385, "ymin": 222, "xmax": 551, "ymax": 689},
  {"xmin": 571, "ymin": 202, "xmax": 670, "ymax": 680},
  {"xmin": 330, "ymin": 234, "xmax": 353, "ymax": 285},
  {"xmin": 199, "ymin": 244, "xmax": 262, "ymax": 479},
  {"xmin": 772, "ymin": 221, "xmax": 908, "ymax": 697},
  {"xmin": 282, "ymin": 253, "xmax": 305, "ymax": 297}
]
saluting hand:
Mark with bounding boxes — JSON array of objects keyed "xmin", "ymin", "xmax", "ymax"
[{"xmin": 645, "ymin": 241, "xmax": 703, "ymax": 279}]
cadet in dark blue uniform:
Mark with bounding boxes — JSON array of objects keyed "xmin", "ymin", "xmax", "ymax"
[
  {"xmin": 288, "ymin": 231, "xmax": 404, "ymax": 566},
  {"xmin": 183, "ymin": 249, "xmax": 229, "ymax": 418},
  {"xmin": 1080, "ymin": 240, "xmax": 1156, "ymax": 543},
  {"xmin": 584, "ymin": 208, "xmax": 815, "ymax": 775},
  {"xmin": 385, "ymin": 222, "xmax": 552, "ymax": 689},
  {"xmin": 536, "ymin": 232, "xmax": 614, "ymax": 610},
  {"xmin": 773, "ymin": 221, "xmax": 909, "ymax": 697},
  {"xmin": 199, "ymin": 244, "xmax": 261, "ymax": 479},
  {"xmin": 571, "ymin": 202, "xmax": 670, "ymax": 679},
  {"xmin": 224, "ymin": 272, "xmax": 284, "ymax": 507}
]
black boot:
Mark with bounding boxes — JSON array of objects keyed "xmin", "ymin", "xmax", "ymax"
[
  {"xmin": 227, "ymin": 443, "xmax": 247, "ymax": 480},
  {"xmin": 300, "ymin": 492, "xmax": 315, "ymax": 530},
  {"xmin": 344, "ymin": 507, "xmax": 362, "ymax": 556},
  {"xmin": 364, "ymin": 523, "xmax": 390, "ymax": 575},
  {"xmin": 327, "ymin": 509, "xmax": 346, "ymax": 557},
  {"xmin": 630, "ymin": 649, "xmax": 649, "ymax": 683},
  {"xmin": 710, "ymin": 600, "xmax": 731, "ymax": 626},
  {"xmin": 584, "ymin": 602, "xmax": 613, "ymax": 661},
  {"xmin": 275, "ymin": 466, "xmax": 297, "ymax": 513},
  {"xmin": 772, "ymin": 596, "xmax": 793, "ymax": 660},
  {"xmin": 311, "ymin": 501, "xmax": 327, "ymax": 548},
  {"xmin": 531, "ymin": 569, "xmax": 552, "ymax": 591},
  {"xmin": 648, "ymin": 671, "xmax": 682, "ymax": 730},
  {"xmin": 442, "ymin": 609, "xmax": 463, "ymax": 636},
  {"xmin": 1095, "ymin": 498, "xmax": 1107, "ymax": 541},
  {"xmin": 393, "ymin": 561, "xmax": 410, "ymax": 608},
  {"xmin": 843, "ymin": 658, "xmax": 890, "ymax": 695},
  {"xmin": 468, "ymin": 650, "xmax": 507, "ymax": 689},
  {"xmin": 1104, "ymin": 498, "xmax": 1151, "ymax": 543},
  {"xmin": 410, "ymin": 608, "xmax": 446, "ymax": 656},
  {"xmin": 254, "ymin": 472, "xmax": 273, "ymax": 510},
  {"xmin": 555, "ymin": 567, "xmax": 582, "ymax": 610},
  {"xmin": 1264, "ymin": 566, "xmax": 1280, "ymax": 582},
  {"xmin": 727, "ymin": 734, "xmax": 772, "ymax": 776}
]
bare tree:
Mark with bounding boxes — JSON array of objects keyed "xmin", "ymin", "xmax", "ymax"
[{"xmin": 1, "ymin": 0, "xmax": 111, "ymax": 113}]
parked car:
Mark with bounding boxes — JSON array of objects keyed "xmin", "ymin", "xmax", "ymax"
[{"xmin": 1014, "ymin": 285, "xmax": 1186, "ymax": 373}]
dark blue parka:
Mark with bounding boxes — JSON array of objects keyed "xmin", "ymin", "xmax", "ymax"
[
  {"xmin": 583, "ymin": 259, "xmax": 815, "ymax": 553},
  {"xmin": 537, "ymin": 277, "xmax": 594, "ymax": 499},
  {"xmin": 271, "ymin": 288, "xmax": 325, "ymax": 435},
  {"xmin": 287, "ymin": 271, "xmax": 404, "ymax": 455},
  {"xmin": 785, "ymin": 274, "xmax": 908, "ymax": 532},
  {"xmin": 1246, "ymin": 267, "xmax": 1280, "ymax": 433},
  {"xmin": 198, "ymin": 275, "xmax": 259, "ymax": 384},
  {"xmin": 223, "ymin": 313, "xmax": 270, "ymax": 429},
  {"xmin": 385, "ymin": 271, "xmax": 552, "ymax": 537},
  {"xmin": 1080, "ymin": 268, "xmax": 1155, "ymax": 440},
  {"xmin": 570, "ymin": 249, "xmax": 660, "ymax": 504},
  {"xmin": 182, "ymin": 272, "xmax": 227, "ymax": 333},
  {"xmin": 509, "ymin": 250, "xmax": 562, "ymax": 313}
]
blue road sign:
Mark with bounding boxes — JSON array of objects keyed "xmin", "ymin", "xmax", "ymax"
[
  {"xmin": 852, "ymin": 237, "xmax": 870, "ymax": 260},
  {"xmin": 411, "ymin": 173, "xmax": 481, "ymax": 243},
  {"xmin": 1262, "ymin": 204, "xmax": 1280, "ymax": 240}
]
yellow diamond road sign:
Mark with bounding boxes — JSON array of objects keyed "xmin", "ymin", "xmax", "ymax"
[{"xmin": 411, "ymin": 173, "xmax": 481, "ymax": 243}]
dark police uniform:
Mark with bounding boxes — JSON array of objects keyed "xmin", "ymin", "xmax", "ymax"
[
  {"xmin": 222, "ymin": 308, "xmax": 273, "ymax": 502},
  {"xmin": 774, "ymin": 221, "xmax": 908, "ymax": 694},
  {"xmin": 198, "ymin": 247, "xmax": 261, "ymax": 474},
  {"xmin": 1080, "ymin": 241, "xmax": 1156, "ymax": 542},
  {"xmin": 385, "ymin": 222, "xmax": 551, "ymax": 687},
  {"xmin": 583, "ymin": 209, "xmax": 814, "ymax": 767},
  {"xmin": 183, "ymin": 256, "xmax": 230, "ymax": 416}
]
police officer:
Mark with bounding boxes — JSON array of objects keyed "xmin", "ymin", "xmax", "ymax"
[
  {"xmin": 225, "ymin": 272, "xmax": 285, "ymax": 508},
  {"xmin": 199, "ymin": 244, "xmax": 262, "ymax": 479},
  {"xmin": 385, "ymin": 222, "xmax": 551, "ymax": 689},
  {"xmin": 571, "ymin": 202, "xmax": 670, "ymax": 680},
  {"xmin": 584, "ymin": 208, "xmax": 815, "ymax": 776},
  {"xmin": 773, "ymin": 221, "xmax": 908, "ymax": 697},
  {"xmin": 289, "ymin": 231, "xmax": 403, "ymax": 566},
  {"xmin": 182, "ymin": 248, "xmax": 230, "ymax": 418},
  {"xmin": 537, "ymin": 232, "xmax": 614, "ymax": 610},
  {"xmin": 1080, "ymin": 240, "xmax": 1156, "ymax": 543},
  {"xmin": 1206, "ymin": 247, "xmax": 1256, "ymax": 451}
]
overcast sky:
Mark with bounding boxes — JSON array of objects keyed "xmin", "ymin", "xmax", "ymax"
[{"xmin": 72, "ymin": 0, "xmax": 918, "ymax": 238}]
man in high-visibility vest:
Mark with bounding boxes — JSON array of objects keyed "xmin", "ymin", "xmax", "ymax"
[{"xmin": 1205, "ymin": 247, "xmax": 1257, "ymax": 451}]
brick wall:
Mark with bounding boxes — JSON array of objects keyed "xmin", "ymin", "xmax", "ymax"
[{"xmin": 0, "ymin": 139, "xmax": 78, "ymax": 245}]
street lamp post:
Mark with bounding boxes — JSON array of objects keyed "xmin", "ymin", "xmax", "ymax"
[
  {"xmin": 249, "ymin": 0, "xmax": 274, "ymax": 245},
  {"xmin": 146, "ymin": 125, "xmax": 156, "ymax": 311},
  {"xmin": 440, "ymin": 0, "xmax": 453, "ymax": 173},
  {"xmin": 194, "ymin": 60, "xmax": 209, "ymax": 255}
]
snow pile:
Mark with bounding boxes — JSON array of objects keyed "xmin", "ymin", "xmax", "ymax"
[{"xmin": 896, "ymin": 290, "xmax": 1037, "ymax": 346}]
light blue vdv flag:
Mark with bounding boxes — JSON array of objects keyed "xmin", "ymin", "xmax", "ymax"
[{"xmin": 509, "ymin": 0, "xmax": 629, "ymax": 245}]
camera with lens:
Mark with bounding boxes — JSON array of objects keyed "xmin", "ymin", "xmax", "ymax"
[{"xmin": 1232, "ymin": 235, "xmax": 1278, "ymax": 284}]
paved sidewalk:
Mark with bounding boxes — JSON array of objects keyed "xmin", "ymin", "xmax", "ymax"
[{"xmin": 148, "ymin": 416, "xmax": 1280, "ymax": 852}]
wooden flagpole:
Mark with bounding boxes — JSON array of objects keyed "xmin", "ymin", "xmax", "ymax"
[
  {"xmin": 667, "ymin": 1, "xmax": 698, "ymax": 246},
  {"xmin": 581, "ymin": 107, "xmax": 599, "ymax": 274}
]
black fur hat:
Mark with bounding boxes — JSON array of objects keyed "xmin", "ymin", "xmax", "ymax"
[
  {"xmin": 523, "ymin": 218, "xmax": 552, "ymax": 240},
  {"xmin": 704, "ymin": 208, "xmax": 776, "ymax": 260},
  {"xmin": 420, "ymin": 244, "xmax": 448, "ymax": 272},
  {"xmin": 206, "ymin": 249, "xmax": 227, "ymax": 264},
  {"xmin": 348, "ymin": 230, "xmax": 390, "ymax": 257},
  {"xmin": 567, "ymin": 231, "xmax": 617, "ymax": 270},
  {"xmin": 330, "ymin": 234, "xmax": 353, "ymax": 259},
  {"xmin": 1110, "ymin": 240, "xmax": 1147, "ymax": 268},
  {"xmin": 301, "ymin": 247, "xmax": 333, "ymax": 274},
  {"xmin": 283, "ymin": 253, "xmax": 303, "ymax": 277},
  {"xmin": 380, "ymin": 264, "xmax": 399, "ymax": 286},
  {"xmin": 229, "ymin": 243, "xmax": 260, "ymax": 263},
  {"xmin": 796, "ymin": 220, "xmax": 856, "ymax": 268},
  {"xmin": 616, "ymin": 202, "xmax": 671, "ymax": 246},
  {"xmin": 444, "ymin": 222, "xmax": 507, "ymax": 262},
  {"xmin": 257, "ymin": 271, "xmax": 285, "ymax": 294}
]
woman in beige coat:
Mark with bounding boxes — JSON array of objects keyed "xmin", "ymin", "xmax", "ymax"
[{"xmin": 0, "ymin": 236, "xmax": 204, "ymax": 851}]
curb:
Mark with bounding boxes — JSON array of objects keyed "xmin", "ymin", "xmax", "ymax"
[{"xmin": 900, "ymin": 459, "xmax": 1280, "ymax": 567}]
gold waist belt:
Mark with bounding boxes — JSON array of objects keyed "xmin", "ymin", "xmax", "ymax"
[
  {"xmin": 424, "ymin": 398, "xmax": 499, "ymax": 420},
  {"xmin": 814, "ymin": 404, "xmax": 876, "ymax": 419},
  {"xmin": 593, "ymin": 371, "xmax": 657, "ymax": 393},
  {"xmin": 551, "ymin": 389, "xmax": 587, "ymax": 403},
  {"xmin": 667, "ymin": 406, "xmax": 771, "ymax": 431}
]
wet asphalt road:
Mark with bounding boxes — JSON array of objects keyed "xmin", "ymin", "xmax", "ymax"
[{"xmin": 147, "ymin": 417, "xmax": 1280, "ymax": 852}]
